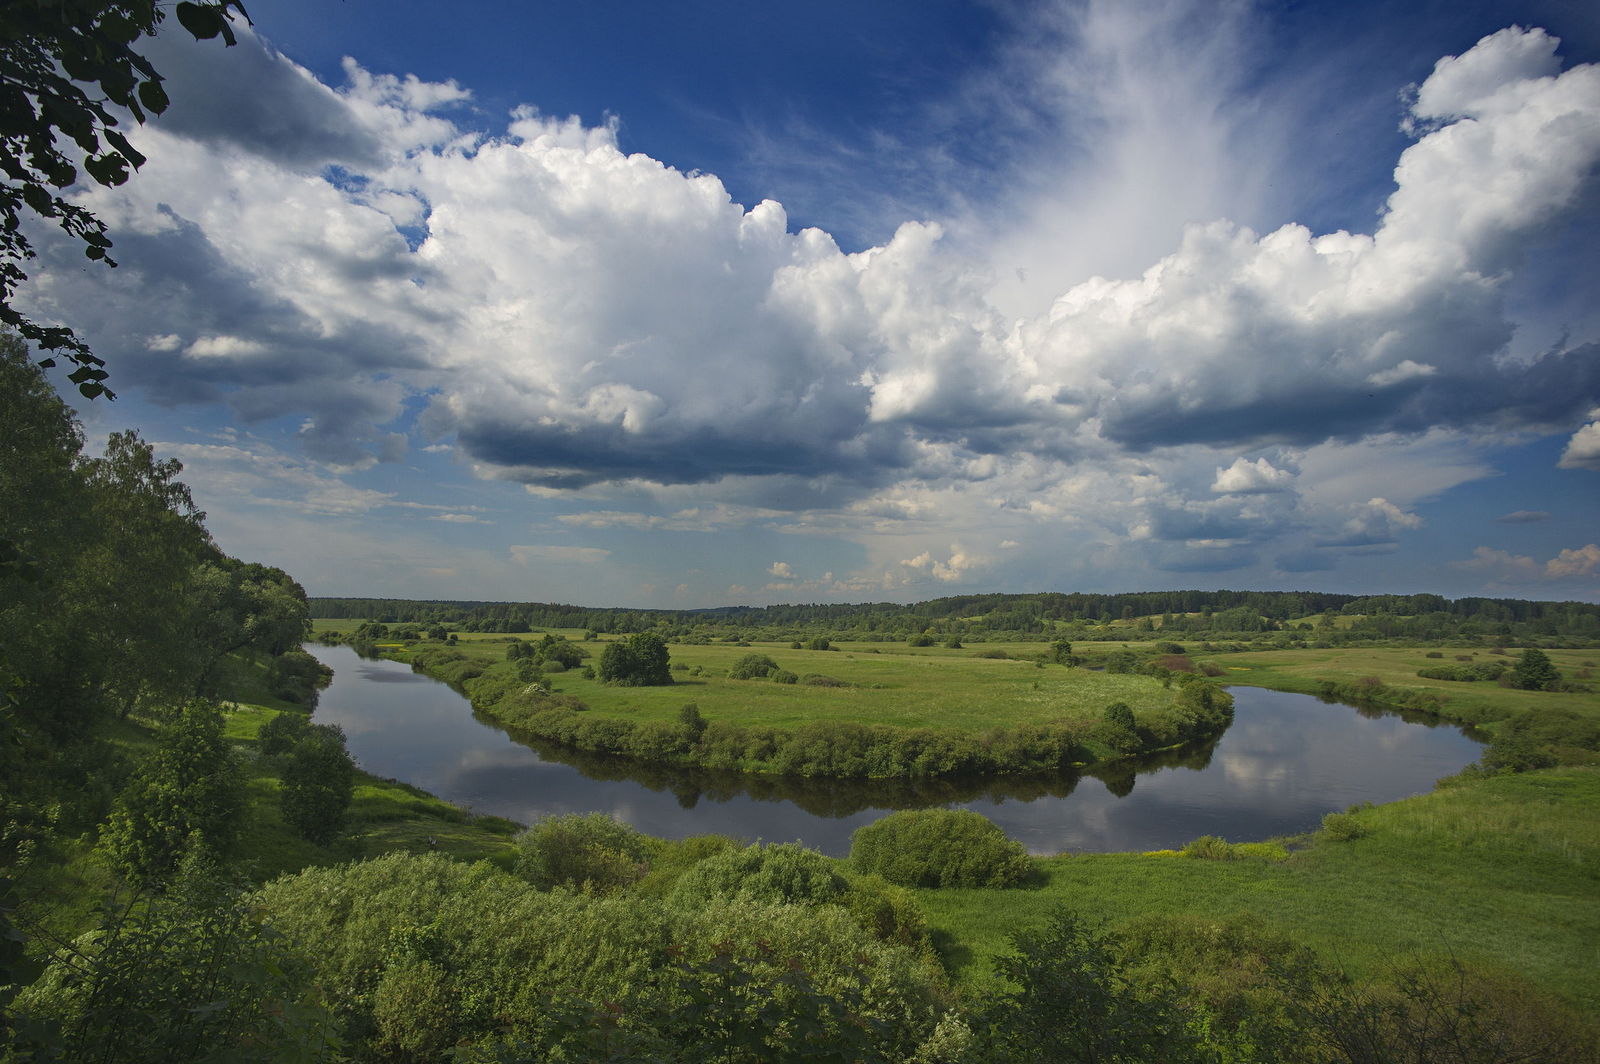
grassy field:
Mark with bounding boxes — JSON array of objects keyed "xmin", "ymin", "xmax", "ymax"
[
  {"xmin": 915, "ymin": 766, "xmax": 1600, "ymax": 1009},
  {"xmin": 365, "ymin": 628, "xmax": 1200, "ymax": 734},
  {"xmin": 1204, "ymin": 644, "xmax": 1600, "ymax": 735}
]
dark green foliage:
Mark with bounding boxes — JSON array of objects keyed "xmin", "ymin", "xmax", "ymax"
[
  {"xmin": 1417, "ymin": 661, "xmax": 1507, "ymax": 682},
  {"xmin": 800, "ymin": 673, "xmax": 850, "ymax": 687},
  {"xmin": 850, "ymin": 809, "xmax": 1032, "ymax": 888},
  {"xmin": 669, "ymin": 842, "xmax": 849, "ymax": 908},
  {"xmin": 280, "ymin": 724, "xmax": 355, "ymax": 844},
  {"xmin": 977, "ymin": 909, "xmax": 1205, "ymax": 1063},
  {"xmin": 728, "ymin": 652, "xmax": 780, "ymax": 679},
  {"xmin": 99, "ymin": 700, "xmax": 243, "ymax": 884},
  {"xmin": 262, "ymin": 647, "xmax": 331, "ymax": 704},
  {"xmin": 1103, "ymin": 701, "xmax": 1136, "ymax": 731},
  {"xmin": 907, "ymin": 634, "xmax": 935, "ymax": 647},
  {"xmin": 1102, "ymin": 649, "xmax": 1141, "ymax": 673},
  {"xmin": 1509, "ymin": 648, "xmax": 1561, "ymax": 691},
  {"xmin": 597, "ymin": 631, "xmax": 672, "ymax": 686},
  {"xmin": 514, "ymin": 812, "xmax": 655, "ymax": 892},
  {"xmin": 772, "ymin": 668, "xmax": 799, "ymax": 684},
  {"xmin": 807, "ymin": 636, "xmax": 832, "ymax": 651},
  {"xmin": 255, "ymin": 709, "xmax": 309, "ymax": 757},
  {"xmin": 678, "ymin": 702, "xmax": 707, "ymax": 740},
  {"xmin": 7, "ymin": 859, "xmax": 333, "ymax": 1063}
]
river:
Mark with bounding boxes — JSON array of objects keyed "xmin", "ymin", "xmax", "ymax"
[{"xmin": 305, "ymin": 643, "xmax": 1482, "ymax": 856}]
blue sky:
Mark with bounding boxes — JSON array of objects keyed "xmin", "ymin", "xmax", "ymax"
[{"xmin": 19, "ymin": 0, "xmax": 1600, "ymax": 606}]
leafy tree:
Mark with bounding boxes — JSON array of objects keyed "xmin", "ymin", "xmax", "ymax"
[
  {"xmin": 99, "ymin": 700, "xmax": 243, "ymax": 884},
  {"xmin": 7, "ymin": 855, "xmax": 333, "ymax": 1063},
  {"xmin": 255, "ymin": 709, "xmax": 309, "ymax": 757},
  {"xmin": 1, "ymin": 0, "xmax": 248, "ymax": 395},
  {"xmin": 597, "ymin": 631, "xmax": 672, "ymax": 686},
  {"xmin": 976, "ymin": 909, "xmax": 1205, "ymax": 1063},
  {"xmin": 1508, "ymin": 648, "xmax": 1561, "ymax": 691},
  {"xmin": 279, "ymin": 723, "xmax": 354, "ymax": 844}
]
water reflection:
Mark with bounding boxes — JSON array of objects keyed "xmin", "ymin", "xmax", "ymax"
[{"xmin": 306, "ymin": 644, "xmax": 1481, "ymax": 857}]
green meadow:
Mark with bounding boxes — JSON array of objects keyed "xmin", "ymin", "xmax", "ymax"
[{"xmin": 915, "ymin": 766, "xmax": 1600, "ymax": 1011}]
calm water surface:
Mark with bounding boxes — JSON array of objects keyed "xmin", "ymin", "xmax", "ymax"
[{"xmin": 306, "ymin": 644, "xmax": 1482, "ymax": 856}]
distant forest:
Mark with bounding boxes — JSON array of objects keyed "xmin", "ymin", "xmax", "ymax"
[{"xmin": 311, "ymin": 589, "xmax": 1600, "ymax": 644}]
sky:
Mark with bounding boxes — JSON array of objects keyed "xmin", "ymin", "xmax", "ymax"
[{"xmin": 15, "ymin": 0, "xmax": 1600, "ymax": 607}]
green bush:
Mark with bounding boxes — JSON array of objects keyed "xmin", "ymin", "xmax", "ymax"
[
  {"xmin": 668, "ymin": 842, "xmax": 849, "ymax": 908},
  {"xmin": 771, "ymin": 668, "xmax": 799, "ymax": 684},
  {"xmin": 850, "ymin": 809, "xmax": 1032, "ymax": 888},
  {"xmin": 800, "ymin": 673, "xmax": 849, "ymax": 687},
  {"xmin": 1319, "ymin": 811, "xmax": 1368, "ymax": 841},
  {"xmin": 514, "ymin": 812, "xmax": 656, "ymax": 892},
  {"xmin": 597, "ymin": 632, "xmax": 672, "ymax": 686},
  {"xmin": 256, "ymin": 709, "xmax": 309, "ymax": 757},
  {"xmin": 1181, "ymin": 835, "xmax": 1239, "ymax": 860},
  {"xmin": 728, "ymin": 653, "xmax": 780, "ymax": 679},
  {"xmin": 280, "ymin": 724, "xmax": 354, "ymax": 844}
]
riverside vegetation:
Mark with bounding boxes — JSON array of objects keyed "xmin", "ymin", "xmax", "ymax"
[{"xmin": 5, "ymin": 338, "xmax": 1600, "ymax": 1061}]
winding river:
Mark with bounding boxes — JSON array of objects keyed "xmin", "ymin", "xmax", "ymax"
[{"xmin": 305, "ymin": 644, "xmax": 1482, "ymax": 856}]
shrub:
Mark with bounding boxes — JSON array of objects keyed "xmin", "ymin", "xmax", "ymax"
[
  {"xmin": 807, "ymin": 637, "xmax": 832, "ymax": 651},
  {"xmin": 1508, "ymin": 648, "xmax": 1561, "ymax": 691},
  {"xmin": 800, "ymin": 673, "xmax": 849, "ymax": 687},
  {"xmin": 973, "ymin": 648, "xmax": 1009, "ymax": 659},
  {"xmin": 728, "ymin": 653, "xmax": 779, "ymax": 679},
  {"xmin": 771, "ymin": 668, "xmax": 798, "ymax": 684},
  {"xmin": 1320, "ymin": 811, "xmax": 1368, "ymax": 841},
  {"xmin": 256, "ymin": 710, "xmax": 309, "ymax": 757},
  {"xmin": 851, "ymin": 809, "xmax": 1032, "ymax": 888},
  {"xmin": 514, "ymin": 812, "xmax": 655, "ymax": 892},
  {"xmin": 907, "ymin": 634, "xmax": 935, "ymax": 647},
  {"xmin": 668, "ymin": 842, "xmax": 849, "ymax": 908},
  {"xmin": 1181, "ymin": 835, "xmax": 1239, "ymax": 860}
]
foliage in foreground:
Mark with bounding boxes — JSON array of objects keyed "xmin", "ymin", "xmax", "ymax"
[{"xmin": 251, "ymin": 851, "xmax": 950, "ymax": 1062}]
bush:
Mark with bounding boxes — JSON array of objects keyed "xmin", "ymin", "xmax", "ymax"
[
  {"xmin": 807, "ymin": 636, "xmax": 832, "ymax": 651},
  {"xmin": 728, "ymin": 653, "xmax": 779, "ymax": 679},
  {"xmin": 1319, "ymin": 811, "xmax": 1368, "ymax": 841},
  {"xmin": 907, "ymin": 634, "xmax": 935, "ymax": 647},
  {"xmin": 800, "ymin": 673, "xmax": 849, "ymax": 687},
  {"xmin": 973, "ymin": 648, "xmax": 1009, "ymax": 659},
  {"xmin": 851, "ymin": 809, "xmax": 1032, "ymax": 888},
  {"xmin": 1181, "ymin": 835, "xmax": 1239, "ymax": 860},
  {"xmin": 256, "ymin": 710, "xmax": 309, "ymax": 757},
  {"xmin": 514, "ymin": 812, "xmax": 655, "ymax": 892},
  {"xmin": 771, "ymin": 668, "xmax": 798, "ymax": 684},
  {"xmin": 668, "ymin": 842, "xmax": 849, "ymax": 908}
]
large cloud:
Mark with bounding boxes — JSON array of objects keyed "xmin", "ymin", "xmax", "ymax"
[{"xmin": 12, "ymin": 21, "xmax": 1599, "ymax": 588}]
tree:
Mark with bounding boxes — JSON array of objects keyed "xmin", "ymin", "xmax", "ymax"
[
  {"xmin": 597, "ymin": 632, "xmax": 672, "ymax": 686},
  {"xmin": 279, "ymin": 723, "xmax": 354, "ymax": 844},
  {"xmin": 100, "ymin": 699, "xmax": 243, "ymax": 884},
  {"xmin": 1509, "ymin": 648, "xmax": 1561, "ymax": 691},
  {"xmin": 1, "ymin": 0, "xmax": 248, "ymax": 396}
]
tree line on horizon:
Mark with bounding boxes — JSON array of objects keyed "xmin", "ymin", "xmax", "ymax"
[{"xmin": 310, "ymin": 588, "xmax": 1600, "ymax": 644}]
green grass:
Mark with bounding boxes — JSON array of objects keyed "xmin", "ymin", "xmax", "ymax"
[
  {"xmin": 385, "ymin": 631, "xmax": 1192, "ymax": 734},
  {"xmin": 1207, "ymin": 645, "xmax": 1600, "ymax": 736},
  {"xmin": 915, "ymin": 767, "xmax": 1600, "ymax": 1010}
]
